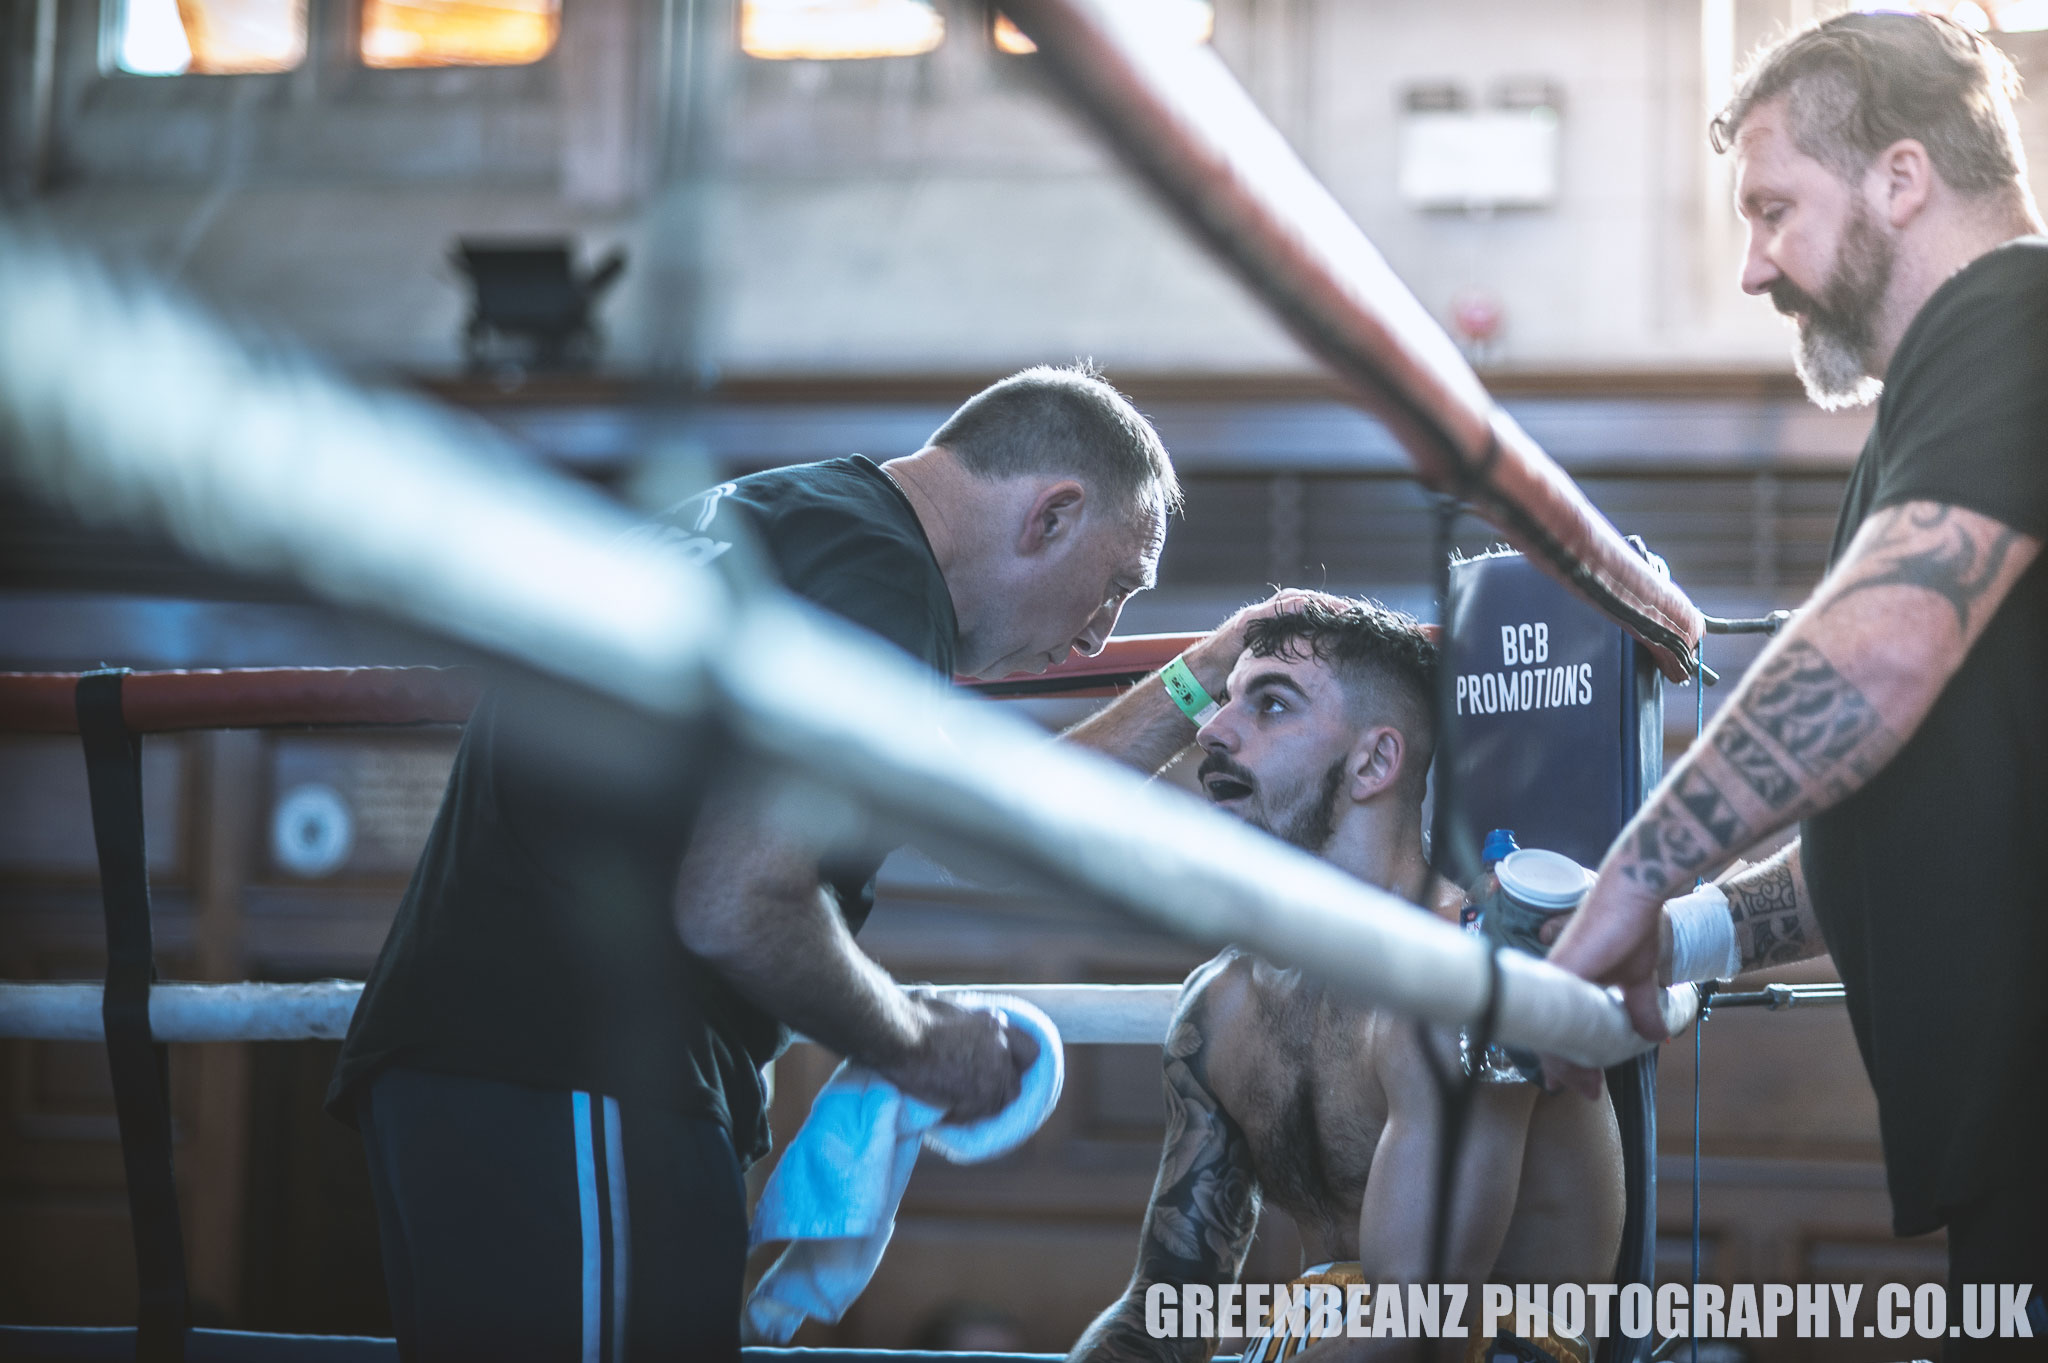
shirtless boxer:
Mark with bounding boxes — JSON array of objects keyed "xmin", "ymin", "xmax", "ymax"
[{"xmin": 1066, "ymin": 597, "xmax": 1623, "ymax": 1363}]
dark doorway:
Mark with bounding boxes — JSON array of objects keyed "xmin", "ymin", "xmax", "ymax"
[{"xmin": 240, "ymin": 1039, "xmax": 391, "ymax": 1335}]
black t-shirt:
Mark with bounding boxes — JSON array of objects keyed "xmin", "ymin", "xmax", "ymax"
[
  {"xmin": 328, "ymin": 456, "xmax": 956, "ymax": 1166},
  {"xmin": 1802, "ymin": 238, "xmax": 2048, "ymax": 1235}
]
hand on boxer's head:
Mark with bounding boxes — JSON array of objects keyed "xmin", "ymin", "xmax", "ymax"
[
  {"xmin": 1224, "ymin": 587, "xmax": 1353, "ymax": 638},
  {"xmin": 1185, "ymin": 588, "xmax": 1357, "ymax": 688}
]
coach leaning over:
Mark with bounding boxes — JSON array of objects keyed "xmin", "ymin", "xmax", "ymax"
[
  {"xmin": 326, "ymin": 365, "xmax": 1179, "ymax": 1362},
  {"xmin": 1547, "ymin": 14, "xmax": 2046, "ymax": 1356}
]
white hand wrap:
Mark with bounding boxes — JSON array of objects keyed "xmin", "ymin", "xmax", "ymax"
[{"xmin": 1667, "ymin": 882, "xmax": 1741, "ymax": 983}]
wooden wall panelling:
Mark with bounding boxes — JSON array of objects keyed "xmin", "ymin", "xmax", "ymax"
[
  {"xmin": 0, "ymin": 729, "xmax": 197, "ymax": 1324},
  {"xmin": 181, "ymin": 729, "xmax": 262, "ymax": 1322},
  {"xmin": 236, "ymin": 1037, "xmax": 391, "ymax": 1336},
  {"xmin": 243, "ymin": 731, "xmax": 457, "ymax": 977},
  {"xmin": 233, "ymin": 730, "xmax": 440, "ymax": 1333}
]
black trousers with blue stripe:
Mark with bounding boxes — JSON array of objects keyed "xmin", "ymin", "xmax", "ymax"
[{"xmin": 358, "ymin": 1067, "xmax": 748, "ymax": 1363}]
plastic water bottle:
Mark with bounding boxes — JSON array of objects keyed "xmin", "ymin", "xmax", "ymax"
[{"xmin": 1462, "ymin": 828, "xmax": 1519, "ymax": 927}]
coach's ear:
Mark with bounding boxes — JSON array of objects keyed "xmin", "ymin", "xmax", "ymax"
[
  {"xmin": 1349, "ymin": 725, "xmax": 1406, "ymax": 802},
  {"xmin": 1016, "ymin": 479, "xmax": 1087, "ymax": 557},
  {"xmin": 1871, "ymin": 137, "xmax": 1935, "ymax": 231}
]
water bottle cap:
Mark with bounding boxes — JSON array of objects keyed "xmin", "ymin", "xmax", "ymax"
[
  {"xmin": 1496, "ymin": 848, "xmax": 1592, "ymax": 911},
  {"xmin": 1481, "ymin": 829, "xmax": 1519, "ymax": 863}
]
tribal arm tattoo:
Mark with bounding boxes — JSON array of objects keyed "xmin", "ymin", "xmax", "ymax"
[
  {"xmin": 1069, "ymin": 964, "xmax": 1261, "ymax": 1363},
  {"xmin": 1820, "ymin": 500, "xmax": 2024, "ymax": 633},
  {"xmin": 1611, "ymin": 636, "xmax": 1892, "ymax": 897},
  {"xmin": 1606, "ymin": 500, "xmax": 2037, "ymax": 898},
  {"xmin": 1719, "ymin": 841, "xmax": 1824, "ymax": 972}
]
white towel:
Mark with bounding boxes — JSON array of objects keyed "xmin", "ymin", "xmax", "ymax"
[{"xmin": 742, "ymin": 994, "xmax": 1063, "ymax": 1344}]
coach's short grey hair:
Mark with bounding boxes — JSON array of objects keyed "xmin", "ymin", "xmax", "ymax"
[
  {"xmin": 928, "ymin": 364, "xmax": 1181, "ymax": 521},
  {"xmin": 1710, "ymin": 10, "xmax": 2030, "ymax": 203}
]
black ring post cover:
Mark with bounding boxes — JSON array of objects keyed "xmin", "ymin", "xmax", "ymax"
[
  {"xmin": 1603, "ymin": 1050, "xmax": 1659, "ymax": 1363},
  {"xmin": 76, "ymin": 669, "xmax": 189, "ymax": 1362},
  {"xmin": 1439, "ymin": 552, "xmax": 1665, "ymax": 1363}
]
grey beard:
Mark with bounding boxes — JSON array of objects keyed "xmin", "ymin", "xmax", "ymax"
[
  {"xmin": 1781, "ymin": 201, "xmax": 1894, "ymax": 411},
  {"xmin": 1793, "ymin": 318, "xmax": 1884, "ymax": 411}
]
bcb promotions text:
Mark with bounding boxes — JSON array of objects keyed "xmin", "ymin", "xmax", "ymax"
[{"xmin": 1456, "ymin": 623, "xmax": 1595, "ymax": 716}]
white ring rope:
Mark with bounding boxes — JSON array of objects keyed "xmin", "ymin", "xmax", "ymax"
[
  {"xmin": 0, "ymin": 228, "xmax": 1697, "ymax": 1070},
  {"xmin": 0, "ymin": 982, "xmax": 1185, "ymax": 1047}
]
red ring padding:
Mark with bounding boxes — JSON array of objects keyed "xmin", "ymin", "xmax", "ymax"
[
  {"xmin": 0, "ymin": 636, "xmax": 1206, "ymax": 735},
  {"xmin": 0, "ymin": 667, "xmax": 484, "ymax": 735}
]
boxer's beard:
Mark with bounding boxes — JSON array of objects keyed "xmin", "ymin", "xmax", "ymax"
[
  {"xmin": 1251, "ymin": 759, "xmax": 1350, "ymax": 855},
  {"xmin": 1771, "ymin": 199, "xmax": 1894, "ymax": 410}
]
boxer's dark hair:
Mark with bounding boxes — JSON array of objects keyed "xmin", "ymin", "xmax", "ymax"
[
  {"xmin": 929, "ymin": 363, "xmax": 1181, "ymax": 523},
  {"xmin": 1710, "ymin": 11, "xmax": 2030, "ymax": 204},
  {"xmin": 1246, "ymin": 598, "xmax": 1437, "ymax": 795}
]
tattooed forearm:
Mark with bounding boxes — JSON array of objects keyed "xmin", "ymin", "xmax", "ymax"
[
  {"xmin": 1745, "ymin": 641, "xmax": 1886, "ymax": 779},
  {"xmin": 1721, "ymin": 842, "xmax": 1821, "ymax": 970},
  {"xmin": 1675, "ymin": 765, "xmax": 1750, "ymax": 849},
  {"xmin": 1711, "ymin": 721, "xmax": 1800, "ymax": 809},
  {"xmin": 1594, "ymin": 503, "xmax": 2037, "ymax": 935},
  {"xmin": 1069, "ymin": 970, "xmax": 1259, "ymax": 1363},
  {"xmin": 1822, "ymin": 502, "xmax": 2022, "ymax": 633},
  {"xmin": 1618, "ymin": 638, "xmax": 1896, "ymax": 895},
  {"xmin": 1620, "ymin": 767, "xmax": 1749, "ymax": 894}
]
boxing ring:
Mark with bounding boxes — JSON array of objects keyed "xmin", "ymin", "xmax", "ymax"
[{"xmin": 0, "ymin": 0, "xmax": 1848, "ymax": 1358}]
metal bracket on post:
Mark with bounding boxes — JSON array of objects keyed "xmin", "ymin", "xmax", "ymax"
[
  {"xmin": 75, "ymin": 669, "xmax": 189, "ymax": 1362},
  {"xmin": 1702, "ymin": 610, "xmax": 1793, "ymax": 636}
]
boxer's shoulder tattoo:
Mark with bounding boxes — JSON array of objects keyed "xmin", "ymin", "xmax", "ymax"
[
  {"xmin": 1823, "ymin": 502, "xmax": 2023, "ymax": 634},
  {"xmin": 1073, "ymin": 966, "xmax": 1259, "ymax": 1362},
  {"xmin": 1727, "ymin": 852, "xmax": 1809, "ymax": 970},
  {"xmin": 1142, "ymin": 987, "xmax": 1259, "ymax": 1283}
]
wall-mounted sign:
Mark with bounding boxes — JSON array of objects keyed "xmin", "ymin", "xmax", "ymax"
[
  {"xmin": 272, "ymin": 783, "xmax": 355, "ymax": 879},
  {"xmin": 1398, "ymin": 80, "xmax": 1562, "ymax": 212}
]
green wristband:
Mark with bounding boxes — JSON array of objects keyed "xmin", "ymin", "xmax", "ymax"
[{"xmin": 1160, "ymin": 655, "xmax": 1221, "ymax": 726}]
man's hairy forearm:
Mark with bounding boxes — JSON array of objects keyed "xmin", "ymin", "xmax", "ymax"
[
  {"xmin": 1719, "ymin": 841, "xmax": 1825, "ymax": 972},
  {"xmin": 1604, "ymin": 501, "xmax": 2034, "ymax": 897},
  {"xmin": 1061, "ymin": 667, "xmax": 1204, "ymax": 776},
  {"xmin": 675, "ymin": 805, "xmax": 922, "ymax": 1066},
  {"xmin": 1064, "ymin": 625, "xmax": 1242, "ymax": 776},
  {"xmin": 696, "ymin": 880, "xmax": 923, "ymax": 1065}
]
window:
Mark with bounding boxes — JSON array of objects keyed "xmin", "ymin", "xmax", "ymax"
[
  {"xmin": 740, "ymin": 0, "xmax": 945, "ymax": 61},
  {"xmin": 992, "ymin": 1, "xmax": 1212, "ymax": 56},
  {"xmin": 360, "ymin": 0, "xmax": 563, "ymax": 68},
  {"xmin": 113, "ymin": 0, "xmax": 307, "ymax": 76}
]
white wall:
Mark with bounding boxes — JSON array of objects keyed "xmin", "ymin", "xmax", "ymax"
[
  {"xmin": 703, "ymin": 0, "xmax": 1803, "ymax": 375},
  {"xmin": 8, "ymin": 0, "xmax": 2043, "ymax": 377}
]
